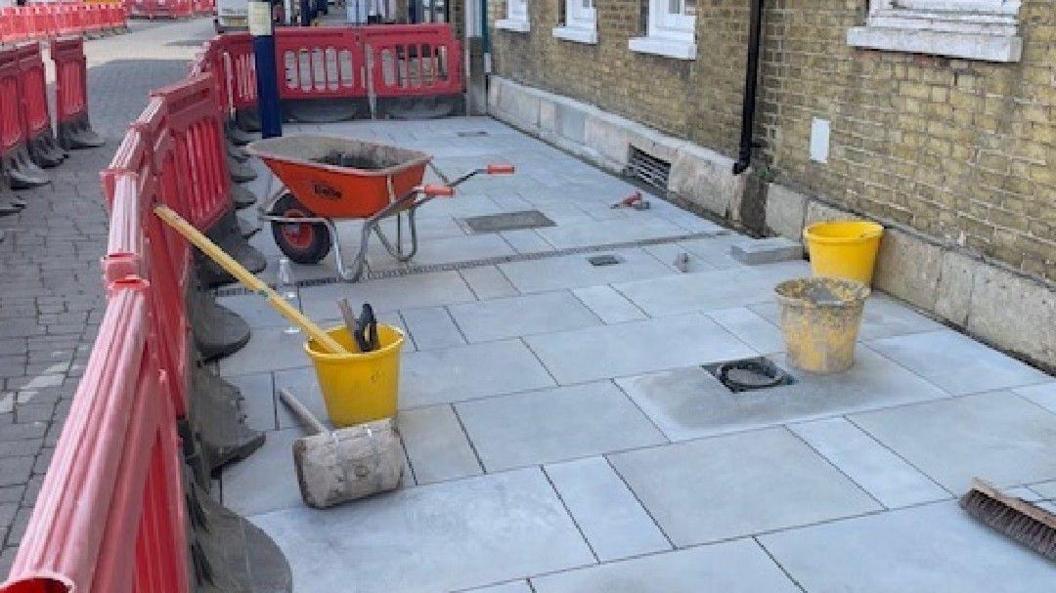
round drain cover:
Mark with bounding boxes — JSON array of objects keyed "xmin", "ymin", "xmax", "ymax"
[{"xmin": 717, "ymin": 360, "xmax": 788, "ymax": 391}]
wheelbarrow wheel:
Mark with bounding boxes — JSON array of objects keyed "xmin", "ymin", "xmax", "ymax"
[{"xmin": 270, "ymin": 193, "xmax": 332, "ymax": 264}]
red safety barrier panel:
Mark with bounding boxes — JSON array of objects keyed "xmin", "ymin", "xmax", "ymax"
[
  {"xmin": 0, "ymin": 275, "xmax": 190, "ymax": 593},
  {"xmin": 0, "ymin": 48, "xmax": 26, "ymax": 161},
  {"xmin": 15, "ymin": 42, "xmax": 52, "ymax": 145},
  {"xmin": 53, "ymin": 36, "xmax": 89, "ymax": 127},
  {"xmin": 151, "ymin": 73, "xmax": 232, "ymax": 231},
  {"xmin": 276, "ymin": 27, "xmax": 368, "ymax": 100},
  {"xmin": 220, "ymin": 33, "xmax": 257, "ymax": 111},
  {"xmin": 361, "ymin": 24, "xmax": 463, "ymax": 98}
]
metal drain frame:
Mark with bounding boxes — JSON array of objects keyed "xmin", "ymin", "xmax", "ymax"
[
  {"xmin": 625, "ymin": 146, "xmax": 672, "ymax": 190},
  {"xmin": 462, "ymin": 210, "xmax": 556, "ymax": 233},
  {"xmin": 702, "ymin": 356, "xmax": 797, "ymax": 393},
  {"xmin": 587, "ymin": 254, "xmax": 623, "ymax": 267},
  {"xmin": 212, "ymin": 228, "xmax": 728, "ymax": 296}
]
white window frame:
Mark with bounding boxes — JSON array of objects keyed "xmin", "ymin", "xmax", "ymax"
[
  {"xmin": 553, "ymin": 0, "xmax": 597, "ymax": 44},
  {"xmin": 847, "ymin": 0, "xmax": 1023, "ymax": 62},
  {"xmin": 496, "ymin": 0, "xmax": 530, "ymax": 33},
  {"xmin": 628, "ymin": 0, "xmax": 696, "ymax": 60}
]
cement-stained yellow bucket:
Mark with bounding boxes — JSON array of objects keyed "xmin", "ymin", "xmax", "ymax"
[
  {"xmin": 775, "ymin": 277, "xmax": 870, "ymax": 374},
  {"xmin": 804, "ymin": 221, "xmax": 884, "ymax": 285},
  {"xmin": 304, "ymin": 325, "xmax": 404, "ymax": 428}
]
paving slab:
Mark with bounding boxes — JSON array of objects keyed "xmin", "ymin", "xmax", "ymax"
[
  {"xmin": 613, "ymin": 261, "xmax": 808, "ymax": 317},
  {"xmin": 466, "ymin": 582, "xmax": 533, "ymax": 593},
  {"xmin": 543, "ymin": 456, "xmax": 670, "ymax": 561},
  {"xmin": 226, "ymin": 372, "xmax": 277, "ymax": 432},
  {"xmin": 571, "ymin": 285, "xmax": 647, "ymax": 324},
  {"xmin": 398, "ymin": 404, "xmax": 482, "ymax": 484},
  {"xmin": 456, "ymin": 381, "xmax": 665, "ymax": 471},
  {"xmin": 789, "ymin": 417, "xmax": 950, "ymax": 507},
  {"xmin": 459, "ymin": 266, "xmax": 519, "ymax": 299},
  {"xmin": 217, "ymin": 293, "xmax": 301, "ymax": 330},
  {"xmin": 705, "ymin": 306, "xmax": 785, "ymax": 354},
  {"xmin": 250, "ymin": 468, "xmax": 595, "ymax": 593},
  {"xmin": 615, "ymin": 346, "xmax": 949, "ymax": 441},
  {"xmin": 272, "ymin": 366, "xmax": 333, "ymax": 430},
  {"xmin": 221, "ymin": 427, "xmax": 304, "ymax": 516},
  {"xmin": 759, "ymin": 501, "xmax": 1056, "ymax": 593},
  {"xmin": 499, "ymin": 248, "xmax": 674, "ymax": 294},
  {"xmin": 750, "ymin": 292, "xmax": 945, "ymax": 343},
  {"xmin": 448, "ymin": 292, "xmax": 601, "ymax": 342},
  {"xmin": 1012, "ymin": 382, "xmax": 1056, "ymax": 414},
  {"xmin": 400, "ymin": 307, "xmax": 466, "ymax": 350},
  {"xmin": 365, "ymin": 233, "xmax": 516, "ymax": 272},
  {"xmin": 499, "ymin": 229, "xmax": 555, "ymax": 254},
  {"xmin": 298, "ymin": 271, "xmax": 477, "ymax": 319},
  {"xmin": 531, "ymin": 539, "xmax": 799, "ymax": 593},
  {"xmin": 217, "ymin": 324, "xmax": 316, "ymax": 377},
  {"xmin": 401, "ymin": 339, "xmax": 556, "ymax": 408},
  {"xmin": 868, "ymin": 329, "xmax": 1050, "ymax": 395},
  {"xmin": 609, "ymin": 427, "xmax": 880, "ymax": 545},
  {"xmin": 535, "ymin": 218, "xmax": 687, "ymax": 250},
  {"xmin": 850, "ymin": 391, "xmax": 1056, "ymax": 491},
  {"xmin": 525, "ymin": 314, "xmax": 756, "ymax": 385}
]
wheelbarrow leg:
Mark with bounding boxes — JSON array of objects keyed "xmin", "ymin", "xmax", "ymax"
[{"xmin": 328, "ymin": 218, "xmax": 366, "ymax": 283}]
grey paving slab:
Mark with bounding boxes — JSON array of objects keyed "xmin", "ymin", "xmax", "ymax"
[
  {"xmin": 466, "ymin": 581, "xmax": 533, "ymax": 593},
  {"xmin": 850, "ymin": 391, "xmax": 1056, "ymax": 491},
  {"xmin": 400, "ymin": 307, "xmax": 466, "ymax": 350},
  {"xmin": 251, "ymin": 468, "xmax": 595, "ymax": 593},
  {"xmin": 401, "ymin": 339, "xmax": 556, "ymax": 408},
  {"xmin": 1012, "ymin": 381, "xmax": 1056, "ymax": 414},
  {"xmin": 365, "ymin": 233, "xmax": 516, "ymax": 272},
  {"xmin": 759, "ymin": 501, "xmax": 1056, "ymax": 593},
  {"xmin": 459, "ymin": 266, "xmax": 519, "ymax": 300},
  {"xmin": 298, "ymin": 271, "xmax": 477, "ymax": 319},
  {"xmin": 615, "ymin": 346, "xmax": 949, "ymax": 441},
  {"xmin": 272, "ymin": 367, "xmax": 331, "ymax": 430},
  {"xmin": 613, "ymin": 261, "xmax": 809, "ymax": 317},
  {"xmin": 609, "ymin": 428, "xmax": 881, "ymax": 545},
  {"xmin": 226, "ymin": 372, "xmax": 277, "ymax": 432},
  {"xmin": 217, "ymin": 293, "xmax": 301, "ymax": 330},
  {"xmin": 868, "ymin": 329, "xmax": 1050, "ymax": 395},
  {"xmin": 221, "ymin": 427, "xmax": 304, "ymax": 516},
  {"xmin": 789, "ymin": 417, "xmax": 950, "ymax": 507},
  {"xmin": 398, "ymin": 404, "xmax": 481, "ymax": 484},
  {"xmin": 705, "ymin": 306, "xmax": 785, "ymax": 354},
  {"xmin": 456, "ymin": 381, "xmax": 666, "ymax": 471},
  {"xmin": 499, "ymin": 229, "xmax": 555, "ymax": 254},
  {"xmin": 217, "ymin": 324, "xmax": 315, "ymax": 377},
  {"xmin": 751, "ymin": 293, "xmax": 945, "ymax": 342},
  {"xmin": 531, "ymin": 538, "xmax": 799, "ymax": 593},
  {"xmin": 448, "ymin": 292, "xmax": 601, "ymax": 342},
  {"xmin": 524, "ymin": 314, "xmax": 757, "ymax": 385},
  {"xmin": 499, "ymin": 248, "xmax": 675, "ymax": 294},
  {"xmin": 543, "ymin": 456, "xmax": 670, "ymax": 561},
  {"xmin": 571, "ymin": 285, "xmax": 646, "ymax": 324},
  {"xmin": 535, "ymin": 218, "xmax": 687, "ymax": 250}
]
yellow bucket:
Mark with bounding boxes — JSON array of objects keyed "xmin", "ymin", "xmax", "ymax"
[
  {"xmin": 304, "ymin": 324, "xmax": 405, "ymax": 428},
  {"xmin": 775, "ymin": 277, "xmax": 870, "ymax": 374},
  {"xmin": 803, "ymin": 220, "xmax": 884, "ymax": 285}
]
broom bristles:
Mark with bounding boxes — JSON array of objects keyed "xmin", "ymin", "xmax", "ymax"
[{"xmin": 960, "ymin": 479, "xmax": 1056, "ymax": 562}]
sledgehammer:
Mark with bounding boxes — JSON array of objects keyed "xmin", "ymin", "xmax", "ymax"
[{"xmin": 278, "ymin": 388, "xmax": 403, "ymax": 508}]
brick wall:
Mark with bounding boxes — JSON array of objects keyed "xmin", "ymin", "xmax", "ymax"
[{"xmin": 488, "ymin": 0, "xmax": 1056, "ymax": 281}]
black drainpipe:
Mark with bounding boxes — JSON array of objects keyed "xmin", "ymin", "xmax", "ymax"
[{"xmin": 733, "ymin": 0, "xmax": 764, "ymax": 175}]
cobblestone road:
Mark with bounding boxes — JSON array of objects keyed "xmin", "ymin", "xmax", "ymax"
[{"xmin": 0, "ymin": 18, "xmax": 215, "ymax": 573}]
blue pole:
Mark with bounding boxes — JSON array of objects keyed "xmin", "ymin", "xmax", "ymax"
[
  {"xmin": 249, "ymin": 0, "xmax": 282, "ymax": 138},
  {"xmin": 300, "ymin": 0, "xmax": 311, "ymax": 25}
]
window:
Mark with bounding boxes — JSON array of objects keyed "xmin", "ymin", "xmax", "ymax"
[
  {"xmin": 628, "ymin": 0, "xmax": 696, "ymax": 60},
  {"xmin": 496, "ymin": 0, "xmax": 530, "ymax": 33},
  {"xmin": 847, "ymin": 0, "xmax": 1023, "ymax": 62},
  {"xmin": 553, "ymin": 0, "xmax": 597, "ymax": 44}
]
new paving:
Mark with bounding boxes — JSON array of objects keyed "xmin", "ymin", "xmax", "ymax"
[
  {"xmin": 220, "ymin": 117, "xmax": 1056, "ymax": 591},
  {"xmin": 3, "ymin": 17, "xmax": 1056, "ymax": 592}
]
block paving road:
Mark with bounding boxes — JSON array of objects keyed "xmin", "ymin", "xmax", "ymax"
[{"xmin": 0, "ymin": 18, "xmax": 216, "ymax": 573}]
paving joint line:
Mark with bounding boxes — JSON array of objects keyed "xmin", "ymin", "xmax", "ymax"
[{"xmin": 539, "ymin": 464, "xmax": 601, "ymax": 564}]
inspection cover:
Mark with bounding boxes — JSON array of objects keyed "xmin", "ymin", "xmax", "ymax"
[
  {"xmin": 457, "ymin": 130, "xmax": 489, "ymax": 137},
  {"xmin": 703, "ymin": 357, "xmax": 796, "ymax": 393},
  {"xmin": 463, "ymin": 210, "xmax": 555, "ymax": 233},
  {"xmin": 587, "ymin": 254, "xmax": 623, "ymax": 267}
]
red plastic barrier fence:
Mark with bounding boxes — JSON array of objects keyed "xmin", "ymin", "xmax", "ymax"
[
  {"xmin": 0, "ymin": 48, "xmax": 27, "ymax": 165},
  {"xmin": 129, "ymin": 0, "xmax": 194, "ymax": 20},
  {"xmin": 53, "ymin": 36, "xmax": 89, "ymax": 127},
  {"xmin": 276, "ymin": 27, "xmax": 368, "ymax": 100},
  {"xmin": 0, "ymin": 267, "xmax": 190, "ymax": 593},
  {"xmin": 220, "ymin": 33, "xmax": 257, "ymax": 112},
  {"xmin": 151, "ymin": 73, "xmax": 232, "ymax": 231},
  {"xmin": 0, "ymin": 4, "xmax": 128, "ymax": 44},
  {"xmin": 15, "ymin": 43, "xmax": 52, "ymax": 148},
  {"xmin": 361, "ymin": 25, "xmax": 462, "ymax": 98}
]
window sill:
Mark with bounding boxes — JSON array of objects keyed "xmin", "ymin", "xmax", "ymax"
[
  {"xmin": 552, "ymin": 26, "xmax": 597, "ymax": 44},
  {"xmin": 628, "ymin": 36, "xmax": 696, "ymax": 60},
  {"xmin": 847, "ymin": 26, "xmax": 1022, "ymax": 63},
  {"xmin": 496, "ymin": 18, "xmax": 530, "ymax": 33}
]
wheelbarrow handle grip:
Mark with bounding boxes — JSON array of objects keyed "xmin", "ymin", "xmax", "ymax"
[
  {"xmin": 423, "ymin": 184, "xmax": 455, "ymax": 197},
  {"xmin": 486, "ymin": 164, "xmax": 515, "ymax": 175}
]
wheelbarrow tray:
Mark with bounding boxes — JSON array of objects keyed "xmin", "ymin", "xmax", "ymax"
[{"xmin": 246, "ymin": 135, "xmax": 431, "ymax": 219}]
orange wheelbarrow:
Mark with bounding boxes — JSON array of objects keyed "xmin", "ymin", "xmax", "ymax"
[{"xmin": 247, "ymin": 135, "xmax": 514, "ymax": 282}]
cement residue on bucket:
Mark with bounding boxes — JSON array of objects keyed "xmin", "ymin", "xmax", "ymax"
[
  {"xmin": 775, "ymin": 277, "xmax": 870, "ymax": 307},
  {"xmin": 775, "ymin": 277, "xmax": 870, "ymax": 374}
]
